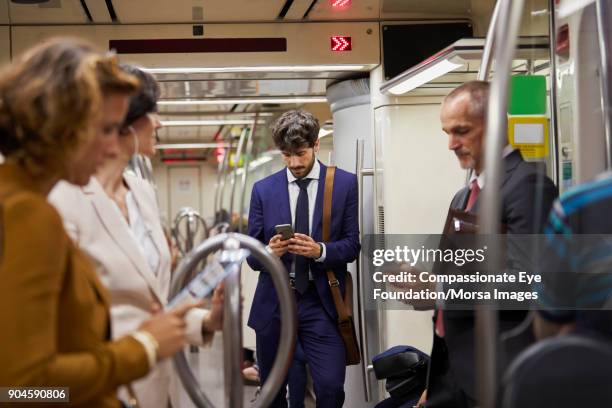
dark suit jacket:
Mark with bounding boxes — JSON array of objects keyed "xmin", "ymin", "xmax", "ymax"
[
  {"xmin": 0, "ymin": 163, "xmax": 149, "ymax": 408},
  {"xmin": 246, "ymin": 162, "xmax": 360, "ymax": 330},
  {"xmin": 428, "ymin": 150, "xmax": 558, "ymax": 406}
]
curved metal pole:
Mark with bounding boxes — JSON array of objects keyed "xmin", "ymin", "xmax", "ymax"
[
  {"xmin": 478, "ymin": 0, "xmax": 503, "ymax": 81},
  {"xmin": 229, "ymin": 127, "xmax": 248, "ymax": 229},
  {"xmin": 238, "ymin": 115, "xmax": 259, "ymax": 233},
  {"xmin": 223, "ymin": 239, "xmax": 243, "ymax": 408},
  {"xmin": 186, "ymin": 214, "xmax": 195, "ymax": 253},
  {"xmin": 173, "ymin": 208, "xmax": 210, "ymax": 256},
  {"xmin": 595, "ymin": 0, "xmax": 612, "ymax": 169},
  {"xmin": 477, "ymin": 1, "xmax": 525, "ymax": 408},
  {"xmin": 169, "ymin": 233, "xmax": 296, "ymax": 408}
]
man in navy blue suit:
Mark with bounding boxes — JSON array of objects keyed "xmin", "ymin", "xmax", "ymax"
[{"xmin": 247, "ymin": 109, "xmax": 360, "ymax": 407}]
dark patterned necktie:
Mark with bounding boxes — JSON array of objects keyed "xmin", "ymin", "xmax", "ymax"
[{"xmin": 294, "ymin": 178, "xmax": 311, "ymax": 294}]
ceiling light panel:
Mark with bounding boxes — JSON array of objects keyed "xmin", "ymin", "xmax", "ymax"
[
  {"xmin": 157, "ymin": 126, "xmax": 219, "ymax": 143},
  {"xmin": 387, "ymin": 59, "xmax": 464, "ymax": 95},
  {"xmin": 158, "ymin": 97, "xmax": 328, "ymax": 106},
  {"xmin": 157, "ymin": 79, "xmax": 327, "ymax": 100},
  {"xmin": 156, "ymin": 143, "xmax": 229, "ymax": 150},
  {"xmin": 161, "ymin": 119, "xmax": 265, "ymax": 126},
  {"xmin": 144, "ymin": 65, "xmax": 368, "ymax": 74}
]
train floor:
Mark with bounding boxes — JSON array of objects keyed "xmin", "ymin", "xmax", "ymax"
[{"xmin": 172, "ymin": 333, "xmax": 316, "ymax": 407}]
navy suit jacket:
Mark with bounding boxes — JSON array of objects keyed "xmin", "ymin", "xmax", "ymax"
[
  {"xmin": 429, "ymin": 150, "xmax": 558, "ymax": 404},
  {"xmin": 246, "ymin": 162, "xmax": 360, "ymax": 331}
]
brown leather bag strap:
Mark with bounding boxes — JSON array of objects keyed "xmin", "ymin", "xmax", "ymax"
[
  {"xmin": 0, "ymin": 202, "xmax": 3, "ymax": 265},
  {"xmin": 323, "ymin": 166, "xmax": 335, "ymax": 242},
  {"xmin": 323, "ymin": 167, "xmax": 351, "ymax": 322}
]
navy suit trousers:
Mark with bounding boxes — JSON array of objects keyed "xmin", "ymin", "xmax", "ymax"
[{"xmin": 256, "ymin": 284, "xmax": 346, "ymax": 408}]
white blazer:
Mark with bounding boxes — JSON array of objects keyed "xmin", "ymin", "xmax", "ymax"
[{"xmin": 49, "ymin": 174, "xmax": 211, "ymax": 408}]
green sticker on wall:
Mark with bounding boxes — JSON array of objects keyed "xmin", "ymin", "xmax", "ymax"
[{"xmin": 509, "ymin": 75, "xmax": 547, "ymax": 115}]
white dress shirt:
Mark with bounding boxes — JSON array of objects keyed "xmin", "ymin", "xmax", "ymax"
[
  {"xmin": 125, "ymin": 191, "xmax": 161, "ymax": 276},
  {"xmin": 286, "ymin": 160, "xmax": 326, "ymax": 278}
]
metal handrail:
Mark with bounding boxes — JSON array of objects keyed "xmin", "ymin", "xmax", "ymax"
[
  {"xmin": 596, "ymin": 0, "xmax": 612, "ymax": 169},
  {"xmin": 169, "ymin": 233, "xmax": 296, "ymax": 408},
  {"xmin": 213, "ymin": 149, "xmax": 224, "ymax": 217},
  {"xmin": 215, "ymin": 136, "xmax": 234, "ymax": 217},
  {"xmin": 477, "ymin": 1, "xmax": 526, "ymax": 408},
  {"xmin": 228, "ymin": 127, "xmax": 248, "ymax": 228},
  {"xmin": 172, "ymin": 207, "xmax": 209, "ymax": 255},
  {"xmin": 238, "ymin": 115, "xmax": 259, "ymax": 234},
  {"xmin": 222, "ymin": 238, "xmax": 243, "ymax": 407},
  {"xmin": 355, "ymin": 139, "xmax": 375, "ymax": 401},
  {"xmin": 548, "ymin": 0, "xmax": 560, "ymax": 186},
  {"xmin": 478, "ymin": 0, "xmax": 502, "ymax": 81}
]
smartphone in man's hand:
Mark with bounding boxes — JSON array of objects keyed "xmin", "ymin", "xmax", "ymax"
[{"xmin": 275, "ymin": 224, "xmax": 295, "ymax": 240}]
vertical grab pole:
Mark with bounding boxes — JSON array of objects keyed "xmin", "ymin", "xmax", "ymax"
[
  {"xmin": 217, "ymin": 137, "xmax": 234, "ymax": 219},
  {"xmin": 463, "ymin": 0, "xmax": 501, "ymax": 185},
  {"xmin": 478, "ymin": 0, "xmax": 502, "ymax": 81},
  {"xmin": 548, "ymin": 0, "xmax": 560, "ymax": 185},
  {"xmin": 229, "ymin": 127, "xmax": 248, "ymax": 229},
  {"xmin": 239, "ymin": 114, "xmax": 259, "ymax": 233},
  {"xmin": 223, "ymin": 243, "xmax": 244, "ymax": 408},
  {"xmin": 213, "ymin": 139, "xmax": 228, "ymax": 218},
  {"xmin": 356, "ymin": 139, "xmax": 375, "ymax": 401},
  {"xmin": 595, "ymin": 0, "xmax": 612, "ymax": 169},
  {"xmin": 477, "ymin": 1, "xmax": 525, "ymax": 408}
]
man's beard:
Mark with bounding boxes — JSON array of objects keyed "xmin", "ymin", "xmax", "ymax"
[{"xmin": 290, "ymin": 155, "xmax": 316, "ymax": 178}]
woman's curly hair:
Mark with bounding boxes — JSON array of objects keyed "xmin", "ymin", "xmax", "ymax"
[{"xmin": 0, "ymin": 38, "xmax": 139, "ymax": 176}]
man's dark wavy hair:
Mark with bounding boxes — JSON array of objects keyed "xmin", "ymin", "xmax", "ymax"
[{"xmin": 271, "ymin": 109, "xmax": 319, "ymax": 152}]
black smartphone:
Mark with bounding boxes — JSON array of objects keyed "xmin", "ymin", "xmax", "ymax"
[{"xmin": 275, "ymin": 224, "xmax": 295, "ymax": 240}]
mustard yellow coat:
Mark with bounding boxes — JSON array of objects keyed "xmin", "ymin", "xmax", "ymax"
[{"xmin": 0, "ymin": 163, "xmax": 150, "ymax": 407}]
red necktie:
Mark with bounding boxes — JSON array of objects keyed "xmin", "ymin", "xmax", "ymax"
[
  {"xmin": 435, "ymin": 310, "xmax": 445, "ymax": 337},
  {"xmin": 465, "ymin": 179, "xmax": 480, "ymax": 212},
  {"xmin": 436, "ymin": 180, "xmax": 481, "ymax": 337}
]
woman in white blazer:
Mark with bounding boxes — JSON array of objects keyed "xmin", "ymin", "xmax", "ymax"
[{"xmin": 49, "ymin": 65, "xmax": 223, "ymax": 408}]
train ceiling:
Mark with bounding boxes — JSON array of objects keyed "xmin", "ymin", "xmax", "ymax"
[
  {"xmin": 0, "ymin": 0, "xmax": 478, "ymax": 146},
  {"xmin": 1, "ymin": 0, "xmax": 473, "ymax": 25}
]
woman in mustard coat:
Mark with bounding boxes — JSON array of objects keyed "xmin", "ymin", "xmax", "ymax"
[{"xmin": 0, "ymin": 38, "xmax": 198, "ymax": 407}]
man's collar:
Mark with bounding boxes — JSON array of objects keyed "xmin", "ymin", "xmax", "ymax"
[
  {"xmin": 469, "ymin": 145, "xmax": 516, "ymax": 189},
  {"xmin": 502, "ymin": 145, "xmax": 516, "ymax": 158},
  {"xmin": 469, "ymin": 171, "xmax": 485, "ymax": 189},
  {"xmin": 286, "ymin": 159, "xmax": 320, "ymax": 183}
]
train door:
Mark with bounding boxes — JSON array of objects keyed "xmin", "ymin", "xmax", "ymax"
[{"xmin": 553, "ymin": 0, "xmax": 609, "ymax": 190}]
